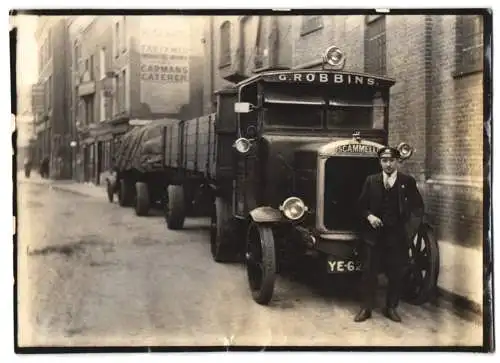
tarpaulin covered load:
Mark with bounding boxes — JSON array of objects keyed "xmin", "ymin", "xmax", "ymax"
[{"xmin": 114, "ymin": 118, "xmax": 179, "ymax": 173}]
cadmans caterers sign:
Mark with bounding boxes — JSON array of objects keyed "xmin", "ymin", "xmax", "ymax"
[{"xmin": 262, "ymin": 71, "xmax": 395, "ymax": 88}]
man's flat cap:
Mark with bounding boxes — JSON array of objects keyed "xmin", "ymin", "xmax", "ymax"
[{"xmin": 378, "ymin": 146, "xmax": 400, "ymax": 159}]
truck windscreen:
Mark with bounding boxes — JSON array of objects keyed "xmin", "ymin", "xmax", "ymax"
[
  {"xmin": 263, "ymin": 91, "xmax": 324, "ymax": 129},
  {"xmin": 261, "ymin": 87, "xmax": 386, "ymax": 130},
  {"xmin": 326, "ymin": 95, "xmax": 386, "ymax": 130},
  {"xmin": 264, "ymin": 103, "xmax": 323, "ymax": 129}
]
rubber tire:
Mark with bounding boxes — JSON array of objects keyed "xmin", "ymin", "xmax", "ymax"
[
  {"xmin": 135, "ymin": 182, "xmax": 150, "ymax": 216},
  {"xmin": 118, "ymin": 179, "xmax": 133, "ymax": 207},
  {"xmin": 210, "ymin": 197, "xmax": 236, "ymax": 262},
  {"xmin": 403, "ymin": 225, "xmax": 440, "ymax": 305},
  {"xmin": 165, "ymin": 185, "xmax": 186, "ymax": 230},
  {"xmin": 246, "ymin": 222, "xmax": 277, "ymax": 305},
  {"xmin": 106, "ymin": 180, "xmax": 114, "ymax": 203}
]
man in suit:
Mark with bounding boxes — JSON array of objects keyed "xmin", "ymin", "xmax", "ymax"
[{"xmin": 354, "ymin": 146, "xmax": 424, "ymax": 323}]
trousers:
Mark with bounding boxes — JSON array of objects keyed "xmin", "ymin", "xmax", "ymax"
[{"xmin": 360, "ymin": 226, "xmax": 409, "ymax": 309}]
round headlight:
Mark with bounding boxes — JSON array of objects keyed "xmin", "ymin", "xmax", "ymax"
[
  {"xmin": 323, "ymin": 45, "xmax": 346, "ymax": 69},
  {"xmin": 279, "ymin": 197, "xmax": 308, "ymax": 221},
  {"xmin": 397, "ymin": 142, "xmax": 414, "ymax": 160},
  {"xmin": 233, "ymin": 137, "xmax": 252, "ymax": 154}
]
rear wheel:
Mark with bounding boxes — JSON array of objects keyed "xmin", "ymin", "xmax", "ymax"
[
  {"xmin": 402, "ymin": 224, "xmax": 440, "ymax": 305},
  {"xmin": 210, "ymin": 197, "xmax": 237, "ymax": 262},
  {"xmin": 118, "ymin": 179, "xmax": 134, "ymax": 207},
  {"xmin": 245, "ymin": 222, "xmax": 277, "ymax": 305},
  {"xmin": 164, "ymin": 185, "xmax": 186, "ymax": 230},
  {"xmin": 134, "ymin": 182, "xmax": 150, "ymax": 216}
]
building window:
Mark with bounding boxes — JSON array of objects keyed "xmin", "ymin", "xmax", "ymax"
[
  {"xmin": 74, "ymin": 41, "xmax": 80, "ymax": 70},
  {"xmin": 300, "ymin": 16, "xmax": 324, "ymax": 36},
  {"xmin": 456, "ymin": 15, "xmax": 483, "ymax": 75},
  {"xmin": 114, "ymin": 74, "xmax": 119, "ymax": 116},
  {"xmin": 47, "ymin": 76, "xmax": 52, "ymax": 110},
  {"xmin": 85, "ymin": 96, "xmax": 95, "ymax": 124},
  {"xmin": 100, "ymin": 91, "xmax": 106, "ymax": 122},
  {"xmin": 364, "ymin": 15, "xmax": 386, "ymax": 76},
  {"xmin": 121, "ymin": 16, "xmax": 127, "ymax": 53},
  {"xmin": 219, "ymin": 21, "xmax": 231, "ymax": 67},
  {"xmin": 39, "ymin": 46, "xmax": 43, "ymax": 74},
  {"xmin": 74, "ymin": 87, "xmax": 79, "ymax": 122},
  {"xmin": 90, "ymin": 54, "xmax": 95, "ymax": 80},
  {"xmin": 99, "ymin": 47, "xmax": 106, "ymax": 80},
  {"xmin": 115, "ymin": 21, "xmax": 120, "ymax": 58},
  {"xmin": 120, "ymin": 69, "xmax": 127, "ymax": 112},
  {"xmin": 47, "ymin": 30, "xmax": 51, "ymax": 59}
]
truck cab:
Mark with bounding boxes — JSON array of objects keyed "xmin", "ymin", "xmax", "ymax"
[{"xmin": 210, "ymin": 46, "xmax": 437, "ymax": 306}]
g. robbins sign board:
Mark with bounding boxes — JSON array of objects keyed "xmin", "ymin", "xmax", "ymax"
[{"xmin": 139, "ymin": 17, "xmax": 190, "ymax": 114}]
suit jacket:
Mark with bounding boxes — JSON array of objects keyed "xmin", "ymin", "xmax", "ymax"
[{"xmin": 358, "ymin": 172, "xmax": 424, "ymax": 246}]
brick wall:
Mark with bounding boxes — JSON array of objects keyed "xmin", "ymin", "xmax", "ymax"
[
  {"xmin": 386, "ymin": 15, "xmax": 428, "ymax": 179},
  {"xmin": 423, "ymin": 15, "xmax": 483, "ymax": 248}
]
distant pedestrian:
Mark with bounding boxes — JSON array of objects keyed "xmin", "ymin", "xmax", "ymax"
[
  {"xmin": 354, "ymin": 146, "xmax": 425, "ymax": 323},
  {"xmin": 40, "ymin": 156, "xmax": 49, "ymax": 178},
  {"xmin": 23, "ymin": 157, "xmax": 32, "ymax": 178}
]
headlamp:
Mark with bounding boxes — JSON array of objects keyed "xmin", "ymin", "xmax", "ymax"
[
  {"xmin": 233, "ymin": 137, "xmax": 252, "ymax": 154},
  {"xmin": 279, "ymin": 197, "xmax": 308, "ymax": 221},
  {"xmin": 397, "ymin": 142, "xmax": 414, "ymax": 160},
  {"xmin": 323, "ymin": 45, "xmax": 346, "ymax": 70}
]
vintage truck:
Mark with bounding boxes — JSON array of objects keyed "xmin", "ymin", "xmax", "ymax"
[{"xmin": 109, "ymin": 45, "xmax": 440, "ymax": 306}]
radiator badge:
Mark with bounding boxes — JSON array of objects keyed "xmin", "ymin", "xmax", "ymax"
[{"xmin": 335, "ymin": 143, "xmax": 380, "ymax": 155}]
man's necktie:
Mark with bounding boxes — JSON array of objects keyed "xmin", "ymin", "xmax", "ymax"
[{"xmin": 384, "ymin": 179, "xmax": 391, "ymax": 190}]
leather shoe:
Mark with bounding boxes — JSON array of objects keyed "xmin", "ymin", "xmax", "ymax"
[
  {"xmin": 383, "ymin": 307, "xmax": 402, "ymax": 322},
  {"xmin": 354, "ymin": 308, "xmax": 372, "ymax": 322}
]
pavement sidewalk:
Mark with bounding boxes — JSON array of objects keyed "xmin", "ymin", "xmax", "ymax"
[
  {"xmin": 16, "ymin": 172, "xmax": 484, "ymax": 316},
  {"xmin": 16, "ymin": 172, "xmax": 106, "ymax": 199}
]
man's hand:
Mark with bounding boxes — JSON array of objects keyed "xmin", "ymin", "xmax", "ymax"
[{"xmin": 367, "ymin": 214, "xmax": 384, "ymax": 229}]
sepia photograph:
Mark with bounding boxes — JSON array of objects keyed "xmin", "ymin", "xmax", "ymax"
[{"xmin": 11, "ymin": 8, "xmax": 492, "ymax": 352}]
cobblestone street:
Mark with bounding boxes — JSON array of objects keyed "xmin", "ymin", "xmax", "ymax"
[{"xmin": 16, "ymin": 179, "xmax": 483, "ymax": 348}]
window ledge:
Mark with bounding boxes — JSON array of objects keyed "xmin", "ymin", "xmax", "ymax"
[
  {"xmin": 293, "ymin": 58, "xmax": 324, "ymax": 70},
  {"xmin": 426, "ymin": 176, "xmax": 483, "ymax": 189},
  {"xmin": 300, "ymin": 25, "xmax": 323, "ymax": 37},
  {"xmin": 452, "ymin": 67, "xmax": 483, "ymax": 79},
  {"xmin": 218, "ymin": 62, "xmax": 232, "ymax": 70}
]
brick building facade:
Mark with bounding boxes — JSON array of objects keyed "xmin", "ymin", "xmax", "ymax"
[
  {"xmin": 201, "ymin": 14, "xmax": 485, "ymax": 248},
  {"xmin": 34, "ymin": 16, "xmax": 72, "ymax": 179},
  {"xmin": 70, "ymin": 16, "xmax": 205, "ymax": 184}
]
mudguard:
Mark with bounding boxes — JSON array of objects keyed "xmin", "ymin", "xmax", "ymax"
[{"xmin": 249, "ymin": 206, "xmax": 283, "ymax": 223}]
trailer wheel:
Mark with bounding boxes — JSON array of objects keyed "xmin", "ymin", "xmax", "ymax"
[
  {"xmin": 118, "ymin": 179, "xmax": 133, "ymax": 207},
  {"xmin": 165, "ymin": 185, "xmax": 185, "ymax": 230},
  {"xmin": 245, "ymin": 222, "xmax": 277, "ymax": 305},
  {"xmin": 210, "ymin": 197, "xmax": 237, "ymax": 262},
  {"xmin": 402, "ymin": 224, "xmax": 440, "ymax": 305},
  {"xmin": 134, "ymin": 182, "xmax": 150, "ymax": 216},
  {"xmin": 106, "ymin": 180, "xmax": 114, "ymax": 203}
]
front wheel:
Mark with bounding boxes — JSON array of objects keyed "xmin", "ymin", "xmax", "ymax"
[
  {"xmin": 402, "ymin": 224, "xmax": 440, "ymax": 305},
  {"xmin": 245, "ymin": 222, "xmax": 277, "ymax": 305}
]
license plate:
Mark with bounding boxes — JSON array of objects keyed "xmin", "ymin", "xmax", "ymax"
[{"xmin": 327, "ymin": 258, "xmax": 362, "ymax": 273}]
